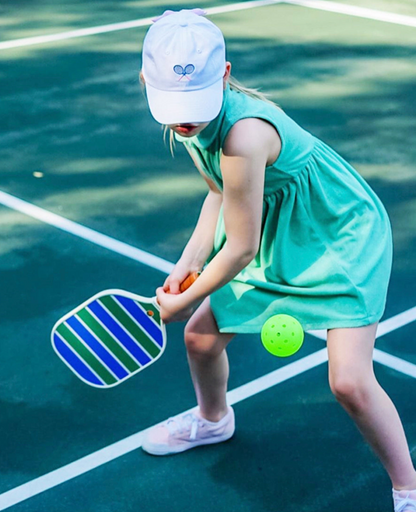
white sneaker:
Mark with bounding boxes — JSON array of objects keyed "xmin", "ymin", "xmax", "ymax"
[
  {"xmin": 142, "ymin": 407, "xmax": 235, "ymax": 456},
  {"xmin": 393, "ymin": 489, "xmax": 416, "ymax": 512}
]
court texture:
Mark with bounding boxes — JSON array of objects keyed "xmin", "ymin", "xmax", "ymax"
[{"xmin": 0, "ymin": 0, "xmax": 416, "ymax": 510}]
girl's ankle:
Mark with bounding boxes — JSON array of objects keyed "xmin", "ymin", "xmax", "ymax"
[{"xmin": 393, "ymin": 471, "xmax": 416, "ymax": 492}]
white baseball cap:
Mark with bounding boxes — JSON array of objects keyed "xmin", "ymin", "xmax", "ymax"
[{"xmin": 141, "ymin": 9, "xmax": 226, "ymax": 125}]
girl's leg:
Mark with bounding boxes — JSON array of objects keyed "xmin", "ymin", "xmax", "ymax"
[
  {"xmin": 327, "ymin": 323, "xmax": 416, "ymax": 490},
  {"xmin": 184, "ymin": 297, "xmax": 235, "ymax": 422},
  {"xmin": 141, "ymin": 297, "xmax": 235, "ymax": 455}
]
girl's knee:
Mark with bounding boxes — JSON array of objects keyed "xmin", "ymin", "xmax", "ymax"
[
  {"xmin": 184, "ymin": 299, "xmax": 234, "ymax": 358},
  {"xmin": 329, "ymin": 371, "xmax": 375, "ymax": 411},
  {"xmin": 330, "ymin": 375, "xmax": 359, "ymax": 402},
  {"xmin": 184, "ymin": 326, "xmax": 225, "ymax": 358}
]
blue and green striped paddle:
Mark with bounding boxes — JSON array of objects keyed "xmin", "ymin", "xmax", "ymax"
[{"xmin": 51, "ymin": 273, "xmax": 198, "ymax": 388}]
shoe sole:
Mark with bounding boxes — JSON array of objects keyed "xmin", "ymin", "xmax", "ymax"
[{"xmin": 142, "ymin": 430, "xmax": 235, "ymax": 456}]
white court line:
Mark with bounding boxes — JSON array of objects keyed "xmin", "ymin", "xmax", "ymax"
[
  {"xmin": 310, "ymin": 307, "xmax": 416, "ymax": 342},
  {"xmin": 374, "ymin": 349, "xmax": 416, "ymax": 379},
  {"xmin": 0, "ymin": 16, "xmax": 154, "ymax": 51},
  {"xmin": 0, "ymin": 349, "xmax": 328, "ymax": 510},
  {"xmin": 1, "ymin": 0, "xmax": 416, "ymax": 52},
  {"xmin": 377, "ymin": 306, "xmax": 416, "ymax": 337},
  {"xmin": 285, "ymin": 0, "xmax": 416, "ymax": 28},
  {"xmin": 0, "ymin": 0, "xmax": 416, "ymax": 504},
  {"xmin": 0, "ymin": 0, "xmax": 283, "ymax": 51},
  {"xmin": 3, "ymin": 185, "xmax": 413, "ymax": 361},
  {"xmin": 1, "ymin": 304, "xmax": 416, "ymax": 510},
  {"xmin": 0, "ymin": 190, "xmax": 174, "ymax": 274},
  {"xmin": 1, "ymin": 189, "xmax": 416, "ymax": 380}
]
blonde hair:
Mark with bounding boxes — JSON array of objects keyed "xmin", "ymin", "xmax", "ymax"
[
  {"xmin": 162, "ymin": 75, "xmax": 281, "ymax": 155},
  {"xmin": 228, "ymin": 75, "xmax": 280, "ymax": 108}
]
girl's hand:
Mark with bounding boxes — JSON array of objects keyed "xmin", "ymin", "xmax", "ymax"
[
  {"xmin": 163, "ymin": 265, "xmax": 200, "ymax": 294},
  {"xmin": 156, "ymin": 287, "xmax": 196, "ymax": 324}
]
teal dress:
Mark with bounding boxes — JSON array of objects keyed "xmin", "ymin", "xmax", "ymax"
[{"xmin": 176, "ymin": 86, "xmax": 393, "ymax": 333}]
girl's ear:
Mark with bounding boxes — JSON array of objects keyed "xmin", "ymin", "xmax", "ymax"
[
  {"xmin": 223, "ymin": 62, "xmax": 231, "ymax": 89},
  {"xmin": 139, "ymin": 71, "xmax": 145, "ymax": 84}
]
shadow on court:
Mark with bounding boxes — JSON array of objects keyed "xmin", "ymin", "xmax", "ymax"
[{"xmin": 0, "ymin": 3, "xmax": 415, "ymax": 511}]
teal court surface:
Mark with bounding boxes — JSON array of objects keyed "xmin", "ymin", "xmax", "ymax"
[{"xmin": 0, "ymin": 0, "xmax": 416, "ymax": 510}]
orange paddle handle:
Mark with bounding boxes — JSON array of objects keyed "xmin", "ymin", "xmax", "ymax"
[
  {"xmin": 165, "ymin": 271, "xmax": 200, "ymax": 294},
  {"xmin": 179, "ymin": 271, "xmax": 200, "ymax": 292}
]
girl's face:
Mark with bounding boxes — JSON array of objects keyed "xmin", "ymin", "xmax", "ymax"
[{"xmin": 168, "ymin": 122, "xmax": 209, "ymax": 137}]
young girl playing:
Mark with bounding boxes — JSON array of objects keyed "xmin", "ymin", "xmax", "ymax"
[{"xmin": 140, "ymin": 9, "xmax": 416, "ymax": 511}]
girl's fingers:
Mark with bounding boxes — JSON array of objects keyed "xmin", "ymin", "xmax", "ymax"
[
  {"xmin": 168, "ymin": 279, "xmax": 181, "ymax": 294},
  {"xmin": 163, "ymin": 275, "xmax": 177, "ymax": 292},
  {"xmin": 164, "ymin": 269, "xmax": 193, "ymax": 294},
  {"xmin": 156, "ymin": 287, "xmax": 165, "ymax": 305}
]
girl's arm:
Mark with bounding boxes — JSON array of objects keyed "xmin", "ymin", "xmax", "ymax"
[
  {"xmin": 158, "ymin": 118, "xmax": 281, "ymax": 318},
  {"xmin": 164, "ymin": 152, "xmax": 223, "ymax": 294}
]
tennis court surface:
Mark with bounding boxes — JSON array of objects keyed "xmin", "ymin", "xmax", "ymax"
[{"xmin": 0, "ymin": 1, "xmax": 416, "ymax": 510}]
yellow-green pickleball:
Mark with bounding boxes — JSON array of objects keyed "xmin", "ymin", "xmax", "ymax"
[{"xmin": 261, "ymin": 314, "xmax": 304, "ymax": 357}]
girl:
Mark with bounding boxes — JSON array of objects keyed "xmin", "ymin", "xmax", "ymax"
[{"xmin": 140, "ymin": 9, "xmax": 416, "ymax": 511}]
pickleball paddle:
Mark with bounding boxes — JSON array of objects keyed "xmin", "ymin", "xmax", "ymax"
[{"xmin": 51, "ymin": 272, "xmax": 198, "ymax": 388}]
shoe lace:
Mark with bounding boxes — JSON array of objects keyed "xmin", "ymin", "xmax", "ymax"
[
  {"xmin": 166, "ymin": 413, "xmax": 200, "ymax": 440},
  {"xmin": 394, "ymin": 492, "xmax": 416, "ymax": 512}
]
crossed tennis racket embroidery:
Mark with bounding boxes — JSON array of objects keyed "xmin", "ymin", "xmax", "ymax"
[{"xmin": 173, "ymin": 64, "xmax": 195, "ymax": 81}]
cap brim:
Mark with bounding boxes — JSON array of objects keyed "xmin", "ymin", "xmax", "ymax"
[{"xmin": 145, "ymin": 78, "xmax": 224, "ymax": 125}]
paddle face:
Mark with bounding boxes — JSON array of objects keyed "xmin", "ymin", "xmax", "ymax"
[{"xmin": 51, "ymin": 290, "xmax": 166, "ymax": 388}]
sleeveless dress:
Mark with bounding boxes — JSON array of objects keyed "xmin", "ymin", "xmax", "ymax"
[{"xmin": 176, "ymin": 86, "xmax": 393, "ymax": 333}]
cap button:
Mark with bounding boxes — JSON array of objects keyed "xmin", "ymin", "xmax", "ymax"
[{"xmin": 179, "ymin": 21, "xmax": 188, "ymax": 27}]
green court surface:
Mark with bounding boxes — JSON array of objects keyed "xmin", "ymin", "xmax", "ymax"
[{"xmin": 0, "ymin": 1, "xmax": 415, "ymax": 511}]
